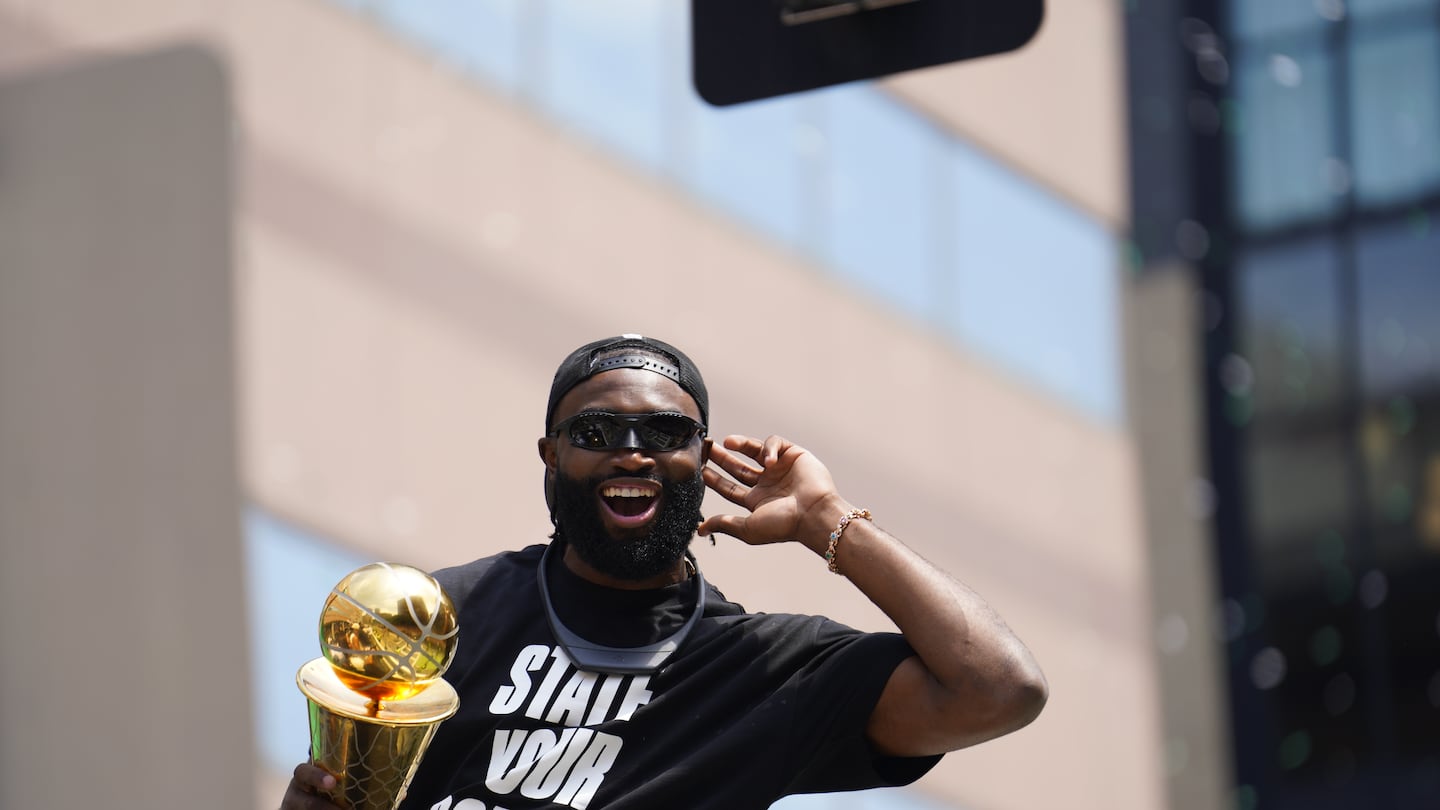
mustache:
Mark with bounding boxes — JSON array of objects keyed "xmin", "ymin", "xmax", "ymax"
[
  {"xmin": 577, "ymin": 471, "xmax": 698, "ymax": 490},
  {"xmin": 594, "ymin": 473, "xmax": 664, "ymax": 485}
]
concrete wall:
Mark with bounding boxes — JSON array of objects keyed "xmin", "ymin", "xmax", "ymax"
[
  {"xmin": 1125, "ymin": 267, "xmax": 1233, "ymax": 810},
  {"xmin": 0, "ymin": 45, "xmax": 251, "ymax": 810}
]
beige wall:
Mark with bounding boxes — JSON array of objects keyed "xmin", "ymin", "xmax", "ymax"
[
  {"xmin": 885, "ymin": 0, "xmax": 1128, "ymax": 227},
  {"xmin": 0, "ymin": 2, "xmax": 1165, "ymax": 809}
]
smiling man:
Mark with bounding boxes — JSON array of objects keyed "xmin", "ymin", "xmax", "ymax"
[
  {"xmin": 283, "ymin": 334, "xmax": 1047, "ymax": 810},
  {"xmin": 542, "ymin": 348, "xmax": 710, "ymax": 588}
]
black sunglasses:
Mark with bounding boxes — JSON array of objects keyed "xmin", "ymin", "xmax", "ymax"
[{"xmin": 551, "ymin": 411, "xmax": 706, "ymax": 452}]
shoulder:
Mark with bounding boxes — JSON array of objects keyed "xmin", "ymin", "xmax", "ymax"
[
  {"xmin": 432, "ymin": 543, "xmax": 546, "ymax": 604},
  {"xmin": 695, "ymin": 593, "xmax": 908, "ymax": 661}
]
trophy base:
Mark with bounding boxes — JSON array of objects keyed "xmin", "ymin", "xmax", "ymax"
[{"xmin": 297, "ymin": 658, "xmax": 459, "ymax": 810}]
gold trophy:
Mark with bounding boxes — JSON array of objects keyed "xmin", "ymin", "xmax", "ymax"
[{"xmin": 297, "ymin": 563, "xmax": 461, "ymax": 810}]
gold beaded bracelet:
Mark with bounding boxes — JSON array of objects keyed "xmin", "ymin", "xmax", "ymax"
[{"xmin": 825, "ymin": 508, "xmax": 872, "ymax": 574}]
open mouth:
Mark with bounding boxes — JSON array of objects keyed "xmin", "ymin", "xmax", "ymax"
[{"xmin": 597, "ymin": 479, "xmax": 661, "ymax": 528}]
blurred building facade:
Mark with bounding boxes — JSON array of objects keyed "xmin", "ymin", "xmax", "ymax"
[
  {"xmin": 1, "ymin": 1, "xmax": 1431, "ymax": 809},
  {"xmin": 1130, "ymin": 2, "xmax": 1440, "ymax": 809}
]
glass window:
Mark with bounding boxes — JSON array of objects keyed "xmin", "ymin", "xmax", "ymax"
[
  {"xmin": 1370, "ymin": 505, "xmax": 1440, "ymax": 764},
  {"xmin": 1356, "ymin": 219, "xmax": 1440, "ymax": 397},
  {"xmin": 1359, "ymin": 399, "xmax": 1437, "ymax": 556},
  {"xmin": 1230, "ymin": 37, "xmax": 1345, "ymax": 230},
  {"xmin": 947, "ymin": 144, "xmax": 1122, "ymax": 423},
  {"xmin": 1356, "ymin": 216, "xmax": 1440, "ymax": 555},
  {"xmin": 245, "ymin": 510, "xmax": 369, "ymax": 773},
  {"xmin": 820, "ymin": 87, "xmax": 947, "ymax": 319},
  {"xmin": 1238, "ymin": 586, "xmax": 1378, "ymax": 791},
  {"xmin": 1236, "ymin": 238, "xmax": 1346, "ymax": 420},
  {"xmin": 1232, "ymin": 239, "xmax": 1380, "ymax": 796},
  {"xmin": 1245, "ymin": 430, "xmax": 1357, "ymax": 547},
  {"xmin": 535, "ymin": 0, "xmax": 669, "ymax": 172},
  {"xmin": 1235, "ymin": 235, "xmax": 1355, "ymax": 576},
  {"xmin": 1222, "ymin": 1, "xmax": 1440, "ymax": 802},
  {"xmin": 677, "ymin": 92, "xmax": 821, "ymax": 252},
  {"xmin": 1348, "ymin": 26, "xmax": 1440, "ymax": 207},
  {"xmin": 1349, "ymin": 0, "xmax": 1439, "ymax": 18},
  {"xmin": 1355, "ymin": 218, "xmax": 1440, "ymax": 768},
  {"xmin": 1228, "ymin": 0, "xmax": 1343, "ymax": 39},
  {"xmin": 371, "ymin": 0, "xmax": 525, "ymax": 90}
]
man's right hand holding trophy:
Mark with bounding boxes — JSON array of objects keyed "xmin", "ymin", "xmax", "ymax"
[{"xmin": 284, "ymin": 563, "xmax": 460, "ymax": 810}]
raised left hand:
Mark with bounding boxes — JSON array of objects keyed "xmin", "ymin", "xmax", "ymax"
[{"xmin": 698, "ymin": 434, "xmax": 844, "ymax": 549}]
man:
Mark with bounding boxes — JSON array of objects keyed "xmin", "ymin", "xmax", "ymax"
[{"xmin": 284, "ymin": 334, "xmax": 1046, "ymax": 810}]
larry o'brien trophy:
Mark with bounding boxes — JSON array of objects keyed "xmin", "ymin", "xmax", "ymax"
[{"xmin": 296, "ymin": 563, "xmax": 461, "ymax": 810}]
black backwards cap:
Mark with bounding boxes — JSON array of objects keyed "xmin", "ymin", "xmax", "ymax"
[{"xmin": 545, "ymin": 334, "xmax": 710, "ymax": 432}]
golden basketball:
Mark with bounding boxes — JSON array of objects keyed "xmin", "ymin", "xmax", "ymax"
[{"xmin": 318, "ymin": 562, "xmax": 459, "ymax": 702}]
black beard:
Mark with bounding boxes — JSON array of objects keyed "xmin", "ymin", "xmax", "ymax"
[{"xmin": 550, "ymin": 468, "xmax": 705, "ymax": 582}]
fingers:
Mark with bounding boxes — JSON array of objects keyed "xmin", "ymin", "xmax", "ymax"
[
  {"xmin": 292, "ymin": 763, "xmax": 337, "ymax": 792},
  {"xmin": 282, "ymin": 763, "xmax": 342, "ymax": 810},
  {"xmin": 702, "ymin": 465, "xmax": 749, "ymax": 505},
  {"xmin": 697, "ymin": 512, "xmax": 748, "ymax": 540},
  {"xmin": 700, "ymin": 447, "xmax": 758, "ymax": 540},
  {"xmin": 760, "ymin": 435, "xmax": 788, "ymax": 468},
  {"xmin": 704, "ymin": 434, "xmax": 812, "ymax": 512},
  {"xmin": 713, "ymin": 433, "xmax": 800, "ymax": 480},
  {"xmin": 709, "ymin": 436, "xmax": 765, "ymax": 481},
  {"xmin": 719, "ymin": 433, "xmax": 787, "ymax": 465},
  {"xmin": 720, "ymin": 433, "xmax": 764, "ymax": 457}
]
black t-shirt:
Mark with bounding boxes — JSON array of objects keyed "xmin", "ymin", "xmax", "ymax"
[{"xmin": 401, "ymin": 544, "xmax": 940, "ymax": 810}]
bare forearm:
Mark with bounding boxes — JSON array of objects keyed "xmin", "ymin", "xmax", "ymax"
[
  {"xmin": 799, "ymin": 497, "xmax": 1048, "ymax": 751},
  {"xmin": 699, "ymin": 434, "xmax": 1046, "ymax": 753}
]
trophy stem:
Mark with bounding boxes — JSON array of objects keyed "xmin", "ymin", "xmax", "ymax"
[{"xmin": 297, "ymin": 658, "xmax": 459, "ymax": 810}]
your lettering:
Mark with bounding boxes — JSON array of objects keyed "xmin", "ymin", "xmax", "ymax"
[
  {"xmin": 484, "ymin": 728, "xmax": 622, "ymax": 810},
  {"xmin": 480, "ymin": 646, "xmax": 654, "ymax": 809}
]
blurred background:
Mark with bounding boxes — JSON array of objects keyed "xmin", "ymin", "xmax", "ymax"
[{"xmin": 0, "ymin": 1, "xmax": 1436, "ymax": 809}]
